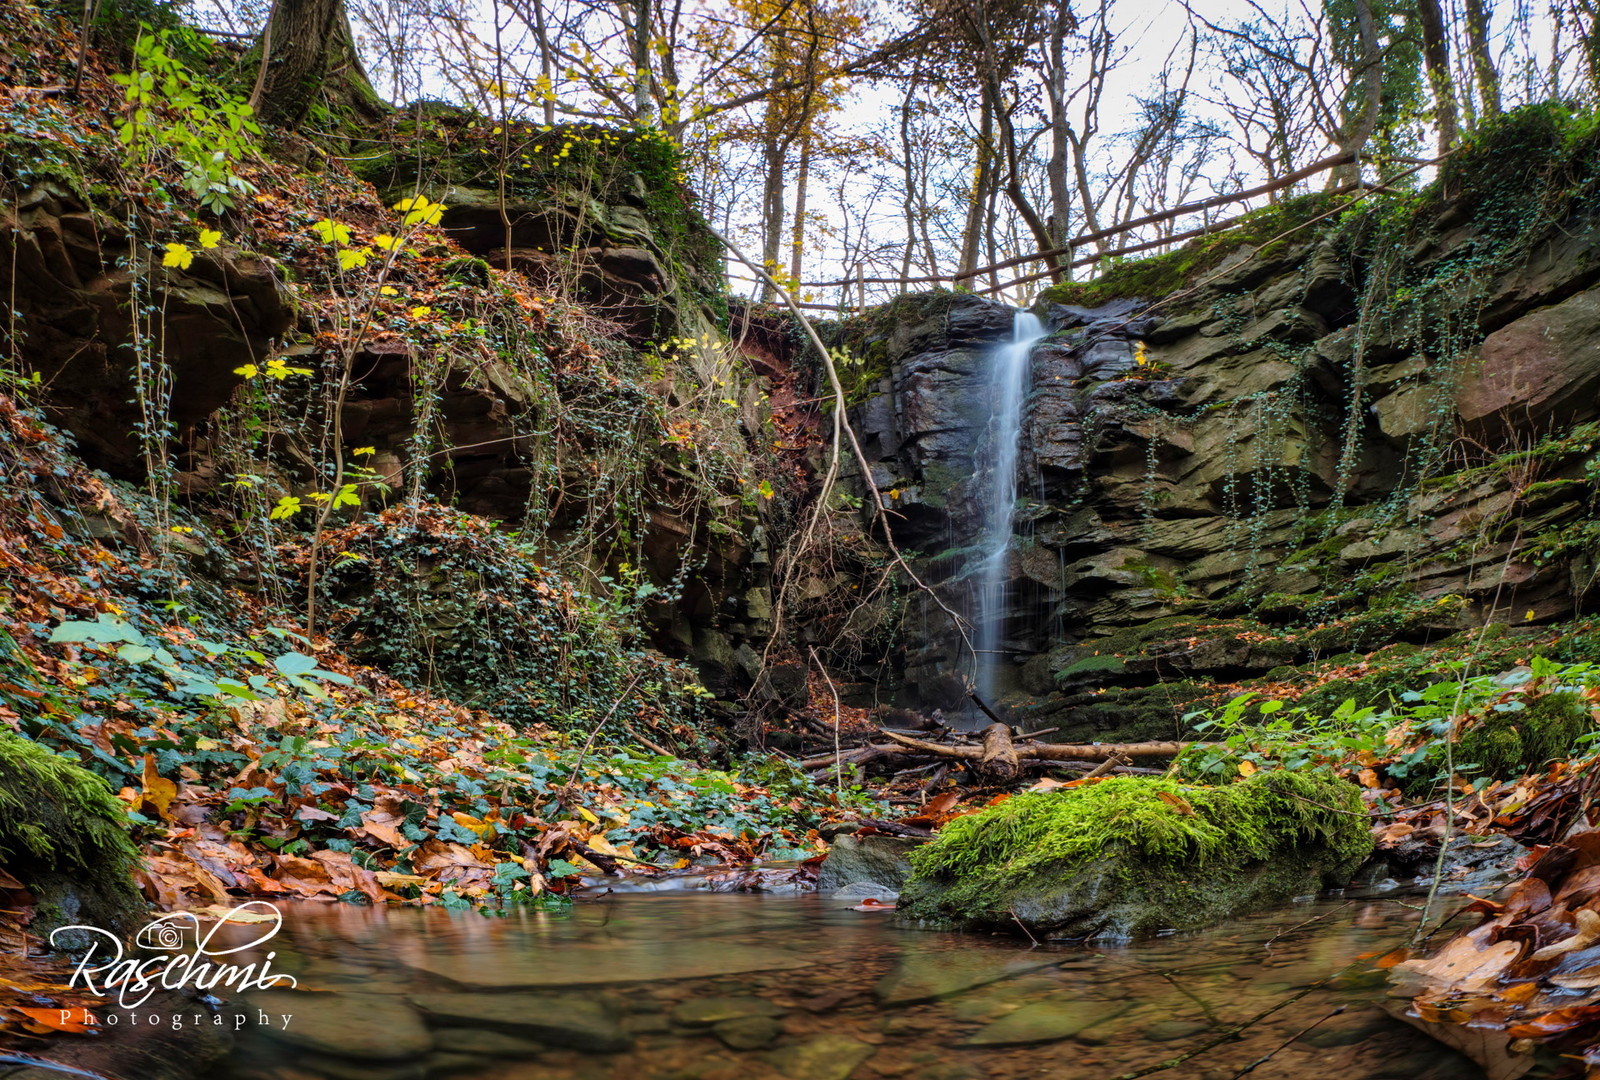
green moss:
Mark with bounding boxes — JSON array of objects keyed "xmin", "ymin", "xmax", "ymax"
[
  {"xmin": 1056, "ymin": 653, "xmax": 1126, "ymax": 681},
  {"xmin": 901, "ymin": 770, "xmax": 1371, "ymax": 938},
  {"xmin": 1032, "ymin": 190, "xmax": 1349, "ymax": 309},
  {"xmin": 1456, "ymin": 690, "xmax": 1591, "ymax": 779},
  {"xmin": 0, "ymin": 734, "xmax": 145, "ymax": 941}
]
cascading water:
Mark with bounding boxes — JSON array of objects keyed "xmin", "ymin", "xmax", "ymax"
[{"xmin": 973, "ymin": 310, "xmax": 1048, "ymax": 706}]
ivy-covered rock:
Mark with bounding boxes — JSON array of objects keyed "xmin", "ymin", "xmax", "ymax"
[
  {"xmin": 0, "ymin": 734, "xmax": 145, "ymax": 943},
  {"xmin": 897, "ymin": 770, "xmax": 1372, "ymax": 941}
]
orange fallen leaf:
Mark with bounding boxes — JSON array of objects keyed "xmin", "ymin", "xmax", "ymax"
[{"xmin": 16, "ymin": 1006, "xmax": 97, "ymax": 1034}]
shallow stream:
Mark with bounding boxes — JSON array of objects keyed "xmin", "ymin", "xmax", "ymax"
[{"xmin": 209, "ymin": 891, "xmax": 1483, "ymax": 1080}]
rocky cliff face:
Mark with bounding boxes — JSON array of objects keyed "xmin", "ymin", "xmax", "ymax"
[
  {"xmin": 1, "ymin": 120, "xmax": 780, "ymax": 714},
  {"xmin": 841, "ymin": 125, "xmax": 1600, "ymax": 739}
]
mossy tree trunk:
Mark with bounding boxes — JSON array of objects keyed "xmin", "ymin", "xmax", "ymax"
[{"xmin": 251, "ymin": 0, "xmax": 384, "ymax": 131}]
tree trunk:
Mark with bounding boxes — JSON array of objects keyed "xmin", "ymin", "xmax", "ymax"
[
  {"xmin": 1464, "ymin": 0, "xmax": 1502, "ymax": 119},
  {"xmin": 1044, "ymin": 7, "xmax": 1074, "ymax": 276},
  {"xmin": 253, "ymin": 0, "xmax": 377, "ymax": 129},
  {"xmin": 789, "ymin": 128, "xmax": 811, "ymax": 285},
  {"xmin": 1417, "ymin": 0, "xmax": 1459, "ymax": 150},
  {"xmin": 631, "ymin": 0, "xmax": 654, "ymax": 121},
  {"xmin": 1332, "ymin": 0, "xmax": 1383, "ymax": 185},
  {"xmin": 759, "ymin": 137, "xmax": 785, "ymax": 302},
  {"xmin": 531, "ymin": 0, "xmax": 556, "ymax": 126},
  {"xmin": 955, "ymin": 95, "xmax": 994, "ymax": 287}
]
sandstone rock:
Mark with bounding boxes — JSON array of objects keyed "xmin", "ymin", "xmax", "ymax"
[{"xmin": 1457, "ymin": 287, "xmax": 1600, "ymax": 434}]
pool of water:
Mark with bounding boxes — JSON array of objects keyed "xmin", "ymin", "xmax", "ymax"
[{"xmin": 214, "ymin": 892, "xmax": 1483, "ymax": 1080}]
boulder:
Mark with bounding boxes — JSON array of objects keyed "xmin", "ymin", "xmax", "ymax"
[
  {"xmin": 816, "ymin": 833, "xmax": 926, "ymax": 896},
  {"xmin": 897, "ymin": 770, "xmax": 1372, "ymax": 940},
  {"xmin": 0, "ymin": 734, "xmax": 145, "ymax": 944}
]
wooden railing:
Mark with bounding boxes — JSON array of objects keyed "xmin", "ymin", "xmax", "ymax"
[{"xmin": 734, "ymin": 149, "xmax": 1442, "ymax": 314}]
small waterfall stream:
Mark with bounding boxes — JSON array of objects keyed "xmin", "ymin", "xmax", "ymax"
[{"xmin": 973, "ymin": 310, "xmax": 1048, "ymax": 704}]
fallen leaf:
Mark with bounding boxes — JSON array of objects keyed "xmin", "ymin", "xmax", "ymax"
[
  {"xmin": 1157, "ymin": 791, "xmax": 1195, "ymax": 816},
  {"xmin": 16, "ymin": 1006, "xmax": 96, "ymax": 1034},
  {"xmin": 139, "ymin": 753, "xmax": 177, "ymax": 821}
]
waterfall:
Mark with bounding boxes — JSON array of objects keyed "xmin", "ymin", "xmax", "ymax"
[{"xmin": 973, "ymin": 310, "xmax": 1047, "ymax": 705}]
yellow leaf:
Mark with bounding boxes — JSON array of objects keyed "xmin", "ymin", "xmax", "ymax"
[
  {"xmin": 410, "ymin": 306, "xmax": 433, "ymax": 318},
  {"xmin": 451, "ymin": 812, "xmax": 493, "ymax": 838},
  {"xmin": 380, "ymin": 285, "xmax": 400, "ymax": 295},
  {"xmin": 161, "ymin": 242, "xmax": 193, "ymax": 270},
  {"xmin": 233, "ymin": 364, "xmax": 259, "ymax": 378},
  {"xmin": 576, "ymin": 806, "xmax": 599, "ymax": 825},
  {"xmin": 140, "ymin": 753, "xmax": 177, "ymax": 820},
  {"xmin": 198, "ymin": 228, "xmax": 222, "ymax": 249},
  {"xmin": 1237, "ymin": 759, "xmax": 1257, "ymax": 777}
]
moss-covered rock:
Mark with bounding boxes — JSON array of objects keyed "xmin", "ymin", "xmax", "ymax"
[
  {"xmin": 0, "ymin": 734, "xmax": 144, "ymax": 943},
  {"xmin": 898, "ymin": 769, "xmax": 1372, "ymax": 941},
  {"xmin": 1455, "ymin": 690, "xmax": 1591, "ymax": 780}
]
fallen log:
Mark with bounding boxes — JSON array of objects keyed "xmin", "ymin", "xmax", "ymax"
[
  {"xmin": 879, "ymin": 729, "xmax": 1207, "ymax": 763},
  {"xmin": 978, "ymin": 722, "xmax": 1019, "ymax": 782}
]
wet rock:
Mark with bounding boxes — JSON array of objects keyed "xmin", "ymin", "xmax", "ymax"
[
  {"xmin": 817, "ymin": 834, "xmax": 926, "ymax": 895},
  {"xmin": 409, "ymin": 992, "xmax": 632, "ymax": 1053},
  {"xmin": 713, "ymin": 1015, "xmax": 783, "ymax": 1049},
  {"xmin": 964, "ymin": 999, "xmax": 1126, "ymax": 1046},
  {"xmin": 298, "ymin": 1054, "xmax": 427, "ymax": 1080},
  {"xmin": 423, "ymin": 1052, "xmax": 488, "ymax": 1077},
  {"xmin": 874, "ymin": 952, "xmax": 1060, "ymax": 1005},
  {"xmin": 404, "ymin": 942, "xmax": 810, "ymax": 987},
  {"xmin": 769, "ymin": 1034, "xmax": 876, "ymax": 1080},
  {"xmin": 1299, "ymin": 1007, "xmax": 1398, "ymax": 1048},
  {"xmin": 671, "ymin": 996, "xmax": 786, "ymax": 1027},
  {"xmin": 429, "ymin": 1027, "xmax": 545, "ymax": 1056},
  {"xmin": 250, "ymin": 992, "xmax": 431, "ymax": 1062},
  {"xmin": 1143, "ymin": 1018, "xmax": 1212, "ymax": 1042}
]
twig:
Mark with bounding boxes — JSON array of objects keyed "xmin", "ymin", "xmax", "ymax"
[
  {"xmin": 707, "ymin": 226, "xmax": 980, "ymax": 682},
  {"xmin": 1229, "ymin": 1006, "xmax": 1346, "ymax": 1079},
  {"xmin": 1082, "ymin": 753, "xmax": 1131, "ymax": 780},
  {"xmin": 1109, "ymin": 981, "xmax": 1328, "ymax": 1080},
  {"xmin": 561, "ymin": 673, "xmax": 644, "ymax": 797},
  {"xmin": 1262, "ymin": 901, "xmax": 1354, "ymax": 951},
  {"xmin": 809, "ymin": 645, "xmax": 843, "ymax": 794},
  {"xmin": 1414, "ymin": 522, "xmax": 1522, "ymax": 944},
  {"xmin": 1009, "ymin": 905, "xmax": 1040, "ymax": 946}
]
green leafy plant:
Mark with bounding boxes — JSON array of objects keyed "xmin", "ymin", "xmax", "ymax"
[{"xmin": 111, "ymin": 27, "xmax": 260, "ymax": 213}]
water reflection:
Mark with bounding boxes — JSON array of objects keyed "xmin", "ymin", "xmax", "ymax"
[{"xmin": 218, "ymin": 894, "xmax": 1483, "ymax": 1080}]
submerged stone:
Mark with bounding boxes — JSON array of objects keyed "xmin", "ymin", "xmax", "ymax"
[
  {"xmin": 898, "ymin": 770, "xmax": 1372, "ymax": 940},
  {"xmin": 671, "ymin": 995, "xmax": 786, "ymax": 1026},
  {"xmin": 964, "ymin": 999, "xmax": 1126, "ymax": 1046},
  {"xmin": 251, "ymin": 992, "xmax": 432, "ymax": 1061},
  {"xmin": 713, "ymin": 1015, "xmax": 783, "ymax": 1049},
  {"xmin": 770, "ymin": 1034, "xmax": 876, "ymax": 1080},
  {"xmin": 874, "ymin": 951, "xmax": 1061, "ymax": 1005},
  {"xmin": 409, "ymin": 992, "xmax": 632, "ymax": 1053}
]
